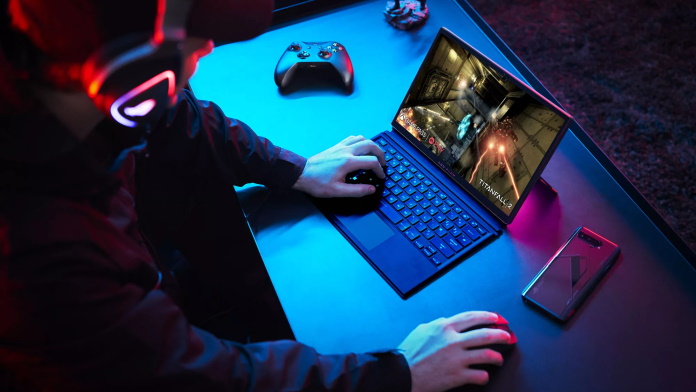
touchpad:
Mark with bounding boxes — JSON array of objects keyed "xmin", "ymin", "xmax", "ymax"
[{"xmin": 339, "ymin": 212, "xmax": 395, "ymax": 251}]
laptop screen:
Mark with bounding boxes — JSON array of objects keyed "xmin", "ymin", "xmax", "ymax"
[{"xmin": 391, "ymin": 27, "xmax": 572, "ymax": 224}]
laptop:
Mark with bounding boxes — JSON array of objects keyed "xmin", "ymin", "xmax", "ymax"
[{"xmin": 315, "ymin": 27, "xmax": 572, "ymax": 298}]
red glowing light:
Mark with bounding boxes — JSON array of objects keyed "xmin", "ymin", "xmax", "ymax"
[
  {"xmin": 501, "ymin": 154, "xmax": 520, "ymax": 200},
  {"xmin": 469, "ymin": 149, "xmax": 489, "ymax": 183}
]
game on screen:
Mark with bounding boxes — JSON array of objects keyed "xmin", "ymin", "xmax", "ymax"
[{"xmin": 394, "ymin": 34, "xmax": 567, "ymax": 214}]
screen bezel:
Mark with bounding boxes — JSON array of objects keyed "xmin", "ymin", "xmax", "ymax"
[{"xmin": 390, "ymin": 27, "xmax": 573, "ymax": 225}]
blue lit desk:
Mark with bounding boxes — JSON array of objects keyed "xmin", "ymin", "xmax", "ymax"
[{"xmin": 190, "ymin": 1, "xmax": 696, "ymax": 391}]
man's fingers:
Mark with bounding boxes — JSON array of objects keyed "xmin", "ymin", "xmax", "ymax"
[
  {"xmin": 463, "ymin": 348, "xmax": 504, "ymax": 367},
  {"xmin": 343, "ymin": 156, "xmax": 385, "ymax": 178},
  {"xmin": 349, "ymin": 140, "xmax": 386, "ymax": 165},
  {"xmin": 333, "ymin": 182, "xmax": 377, "ymax": 198},
  {"xmin": 461, "ymin": 368, "xmax": 491, "ymax": 386},
  {"xmin": 458, "ymin": 328, "xmax": 512, "ymax": 350},
  {"xmin": 339, "ymin": 135, "xmax": 366, "ymax": 146},
  {"xmin": 446, "ymin": 311, "xmax": 502, "ymax": 332}
]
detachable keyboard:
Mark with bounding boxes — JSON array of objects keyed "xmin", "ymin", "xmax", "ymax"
[{"xmin": 376, "ymin": 136, "xmax": 488, "ymax": 267}]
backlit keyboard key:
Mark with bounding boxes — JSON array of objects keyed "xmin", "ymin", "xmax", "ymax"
[
  {"xmin": 379, "ymin": 202, "xmax": 402, "ymax": 224},
  {"xmin": 430, "ymin": 255, "xmax": 445, "ymax": 266},
  {"xmin": 443, "ymin": 235, "xmax": 462, "ymax": 252},
  {"xmin": 430, "ymin": 237, "xmax": 454, "ymax": 258},
  {"xmin": 404, "ymin": 229, "xmax": 420, "ymax": 240},
  {"xmin": 464, "ymin": 226, "xmax": 480, "ymax": 240}
]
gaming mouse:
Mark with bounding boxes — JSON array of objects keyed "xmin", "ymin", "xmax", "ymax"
[
  {"xmin": 466, "ymin": 322, "xmax": 517, "ymax": 353},
  {"xmin": 465, "ymin": 322, "xmax": 517, "ymax": 354},
  {"xmin": 465, "ymin": 322, "xmax": 517, "ymax": 373},
  {"xmin": 345, "ymin": 169, "xmax": 385, "ymax": 191}
]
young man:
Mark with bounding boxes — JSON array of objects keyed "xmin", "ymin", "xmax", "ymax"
[{"xmin": 0, "ymin": 0, "xmax": 515, "ymax": 391}]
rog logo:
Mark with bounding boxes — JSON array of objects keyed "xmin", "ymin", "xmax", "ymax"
[
  {"xmin": 110, "ymin": 70, "xmax": 176, "ymax": 128},
  {"xmin": 123, "ymin": 99, "xmax": 156, "ymax": 117}
]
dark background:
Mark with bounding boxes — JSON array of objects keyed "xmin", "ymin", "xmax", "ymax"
[{"xmin": 464, "ymin": 0, "xmax": 695, "ymax": 254}]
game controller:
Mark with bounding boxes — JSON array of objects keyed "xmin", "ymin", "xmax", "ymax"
[{"xmin": 274, "ymin": 41, "xmax": 354, "ymax": 91}]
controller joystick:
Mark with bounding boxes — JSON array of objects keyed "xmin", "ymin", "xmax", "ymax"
[
  {"xmin": 275, "ymin": 41, "xmax": 354, "ymax": 92},
  {"xmin": 318, "ymin": 49, "xmax": 332, "ymax": 59}
]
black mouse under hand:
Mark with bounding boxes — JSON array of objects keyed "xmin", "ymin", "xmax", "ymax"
[
  {"xmin": 345, "ymin": 169, "xmax": 385, "ymax": 191},
  {"xmin": 465, "ymin": 323, "xmax": 517, "ymax": 373},
  {"xmin": 466, "ymin": 322, "xmax": 517, "ymax": 354}
]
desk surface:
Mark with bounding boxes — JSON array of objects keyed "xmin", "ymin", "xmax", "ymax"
[{"xmin": 190, "ymin": 1, "xmax": 696, "ymax": 391}]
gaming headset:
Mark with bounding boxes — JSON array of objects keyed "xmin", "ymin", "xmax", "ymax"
[
  {"xmin": 2, "ymin": 0, "xmax": 273, "ymax": 128},
  {"xmin": 78, "ymin": 0, "xmax": 188, "ymax": 129},
  {"xmin": 1, "ymin": 0, "xmax": 188, "ymax": 129}
]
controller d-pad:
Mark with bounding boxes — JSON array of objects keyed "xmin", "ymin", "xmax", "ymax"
[
  {"xmin": 297, "ymin": 51, "xmax": 310, "ymax": 59},
  {"xmin": 288, "ymin": 42, "xmax": 302, "ymax": 51}
]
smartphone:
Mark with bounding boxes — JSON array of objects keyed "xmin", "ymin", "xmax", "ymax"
[{"xmin": 521, "ymin": 227, "xmax": 620, "ymax": 322}]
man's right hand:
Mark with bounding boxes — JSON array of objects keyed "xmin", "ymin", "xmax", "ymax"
[{"xmin": 398, "ymin": 311, "xmax": 514, "ymax": 392}]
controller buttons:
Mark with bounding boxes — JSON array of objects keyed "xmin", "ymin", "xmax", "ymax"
[
  {"xmin": 288, "ymin": 42, "xmax": 302, "ymax": 51},
  {"xmin": 297, "ymin": 51, "xmax": 310, "ymax": 59},
  {"xmin": 318, "ymin": 49, "xmax": 332, "ymax": 59}
]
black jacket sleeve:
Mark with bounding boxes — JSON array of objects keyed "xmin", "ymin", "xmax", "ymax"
[{"xmin": 144, "ymin": 89, "xmax": 307, "ymax": 191}]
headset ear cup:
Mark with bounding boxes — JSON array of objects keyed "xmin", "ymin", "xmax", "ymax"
[{"xmin": 84, "ymin": 39, "xmax": 182, "ymax": 128}]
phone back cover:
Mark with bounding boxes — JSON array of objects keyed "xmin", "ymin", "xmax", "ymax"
[{"xmin": 522, "ymin": 227, "xmax": 620, "ymax": 320}]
